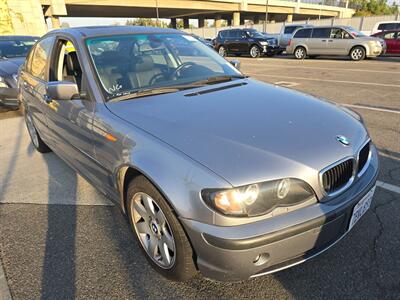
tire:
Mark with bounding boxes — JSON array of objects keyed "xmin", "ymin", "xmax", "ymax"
[
  {"xmin": 266, "ymin": 53, "xmax": 275, "ymax": 57},
  {"xmin": 294, "ymin": 46, "xmax": 306, "ymax": 59},
  {"xmin": 249, "ymin": 45, "xmax": 261, "ymax": 58},
  {"xmin": 349, "ymin": 46, "xmax": 366, "ymax": 61},
  {"xmin": 126, "ymin": 175, "xmax": 197, "ymax": 281},
  {"xmin": 24, "ymin": 108, "xmax": 51, "ymax": 153},
  {"xmin": 218, "ymin": 45, "xmax": 226, "ymax": 57}
]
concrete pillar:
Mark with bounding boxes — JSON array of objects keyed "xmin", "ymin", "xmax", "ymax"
[
  {"xmin": 183, "ymin": 18, "xmax": 189, "ymax": 29},
  {"xmin": 198, "ymin": 17, "xmax": 205, "ymax": 28},
  {"xmin": 214, "ymin": 15, "xmax": 222, "ymax": 28},
  {"xmin": 254, "ymin": 15, "xmax": 260, "ymax": 24},
  {"xmin": 171, "ymin": 18, "xmax": 177, "ymax": 28},
  {"xmin": 233, "ymin": 12, "xmax": 240, "ymax": 27},
  {"xmin": 50, "ymin": 16, "xmax": 61, "ymax": 29},
  {"xmin": 286, "ymin": 14, "xmax": 293, "ymax": 23}
]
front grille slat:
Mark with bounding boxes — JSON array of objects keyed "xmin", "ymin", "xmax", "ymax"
[{"xmin": 322, "ymin": 159, "xmax": 353, "ymax": 194}]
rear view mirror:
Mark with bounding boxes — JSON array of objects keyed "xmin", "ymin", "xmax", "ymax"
[
  {"xmin": 46, "ymin": 81, "xmax": 79, "ymax": 100},
  {"xmin": 229, "ymin": 60, "xmax": 241, "ymax": 70}
]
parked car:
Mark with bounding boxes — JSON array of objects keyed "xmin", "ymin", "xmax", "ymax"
[
  {"xmin": 371, "ymin": 30, "xmax": 400, "ymax": 55},
  {"xmin": 0, "ymin": 35, "xmax": 38, "ymax": 109},
  {"xmin": 370, "ymin": 21, "xmax": 400, "ymax": 35},
  {"xmin": 215, "ymin": 28, "xmax": 281, "ymax": 58},
  {"xmin": 19, "ymin": 26, "xmax": 378, "ymax": 282},
  {"xmin": 286, "ymin": 26, "xmax": 385, "ymax": 61},
  {"xmin": 278, "ymin": 24, "xmax": 313, "ymax": 51},
  {"xmin": 190, "ymin": 34, "xmax": 214, "ymax": 48}
]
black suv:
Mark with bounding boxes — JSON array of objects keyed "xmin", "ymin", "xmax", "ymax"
[{"xmin": 214, "ymin": 28, "xmax": 280, "ymax": 58}]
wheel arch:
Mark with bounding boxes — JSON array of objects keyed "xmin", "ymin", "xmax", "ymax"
[{"xmin": 349, "ymin": 44, "xmax": 367, "ymax": 56}]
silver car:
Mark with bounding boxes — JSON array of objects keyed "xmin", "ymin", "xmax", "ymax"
[
  {"xmin": 286, "ymin": 26, "xmax": 385, "ymax": 60},
  {"xmin": 19, "ymin": 26, "xmax": 379, "ymax": 282},
  {"xmin": 278, "ymin": 24, "xmax": 312, "ymax": 50}
]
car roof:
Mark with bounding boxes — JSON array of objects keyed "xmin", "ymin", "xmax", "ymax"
[
  {"xmin": 47, "ymin": 26, "xmax": 183, "ymax": 39},
  {"xmin": 0, "ymin": 35, "xmax": 39, "ymax": 40}
]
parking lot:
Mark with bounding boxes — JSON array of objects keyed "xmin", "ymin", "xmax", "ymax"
[{"xmin": 0, "ymin": 56, "xmax": 399, "ymax": 299}]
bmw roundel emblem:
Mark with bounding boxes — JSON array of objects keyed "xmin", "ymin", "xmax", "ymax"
[{"xmin": 336, "ymin": 135, "xmax": 350, "ymax": 146}]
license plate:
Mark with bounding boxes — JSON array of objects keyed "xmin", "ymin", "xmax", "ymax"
[{"xmin": 348, "ymin": 186, "xmax": 376, "ymax": 230}]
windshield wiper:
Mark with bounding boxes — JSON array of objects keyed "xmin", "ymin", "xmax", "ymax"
[{"xmin": 108, "ymin": 75, "xmax": 247, "ymax": 102}]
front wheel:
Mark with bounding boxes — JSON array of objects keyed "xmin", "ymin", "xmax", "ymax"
[
  {"xmin": 218, "ymin": 45, "xmax": 226, "ymax": 57},
  {"xmin": 350, "ymin": 46, "xmax": 366, "ymax": 61},
  {"xmin": 249, "ymin": 45, "xmax": 261, "ymax": 58},
  {"xmin": 126, "ymin": 176, "xmax": 197, "ymax": 281},
  {"xmin": 294, "ymin": 47, "xmax": 306, "ymax": 59}
]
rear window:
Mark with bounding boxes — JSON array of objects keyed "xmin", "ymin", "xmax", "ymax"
[
  {"xmin": 311, "ymin": 28, "xmax": 331, "ymax": 38},
  {"xmin": 294, "ymin": 28, "xmax": 312, "ymax": 38},
  {"xmin": 377, "ymin": 23, "xmax": 400, "ymax": 31},
  {"xmin": 284, "ymin": 26, "xmax": 300, "ymax": 34}
]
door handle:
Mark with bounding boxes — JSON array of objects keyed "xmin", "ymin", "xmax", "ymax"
[
  {"xmin": 328, "ymin": 40, "xmax": 333, "ymax": 42},
  {"xmin": 321, "ymin": 40, "xmax": 327, "ymax": 42}
]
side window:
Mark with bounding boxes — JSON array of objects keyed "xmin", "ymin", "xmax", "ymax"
[
  {"xmin": 284, "ymin": 26, "xmax": 299, "ymax": 34},
  {"xmin": 330, "ymin": 28, "xmax": 351, "ymax": 39},
  {"xmin": 294, "ymin": 28, "xmax": 312, "ymax": 38},
  {"xmin": 383, "ymin": 32, "xmax": 396, "ymax": 39},
  {"xmin": 30, "ymin": 37, "xmax": 55, "ymax": 80},
  {"xmin": 25, "ymin": 46, "xmax": 36, "ymax": 73},
  {"xmin": 51, "ymin": 39, "xmax": 83, "ymax": 91},
  {"xmin": 311, "ymin": 28, "xmax": 331, "ymax": 38}
]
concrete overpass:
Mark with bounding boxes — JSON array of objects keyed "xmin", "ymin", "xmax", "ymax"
[{"xmin": 1, "ymin": 0, "xmax": 355, "ymax": 36}]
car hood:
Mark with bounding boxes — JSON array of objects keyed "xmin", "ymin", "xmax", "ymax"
[
  {"xmin": 0, "ymin": 57, "xmax": 25, "ymax": 76},
  {"xmin": 107, "ymin": 79, "xmax": 368, "ymax": 187}
]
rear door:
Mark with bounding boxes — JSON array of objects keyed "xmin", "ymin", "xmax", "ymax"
[
  {"xmin": 326, "ymin": 28, "xmax": 352, "ymax": 55},
  {"xmin": 308, "ymin": 28, "xmax": 331, "ymax": 55},
  {"xmin": 227, "ymin": 30, "xmax": 242, "ymax": 52},
  {"xmin": 20, "ymin": 36, "xmax": 55, "ymax": 140}
]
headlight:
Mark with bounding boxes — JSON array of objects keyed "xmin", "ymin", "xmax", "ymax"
[
  {"xmin": 202, "ymin": 178, "xmax": 317, "ymax": 217},
  {"xmin": 0, "ymin": 76, "xmax": 9, "ymax": 88},
  {"xmin": 259, "ymin": 41, "xmax": 269, "ymax": 46}
]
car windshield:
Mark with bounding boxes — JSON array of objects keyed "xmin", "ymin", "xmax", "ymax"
[
  {"xmin": 0, "ymin": 38, "xmax": 38, "ymax": 58},
  {"xmin": 246, "ymin": 30, "xmax": 265, "ymax": 38},
  {"xmin": 86, "ymin": 33, "xmax": 242, "ymax": 101},
  {"xmin": 345, "ymin": 27, "xmax": 367, "ymax": 38}
]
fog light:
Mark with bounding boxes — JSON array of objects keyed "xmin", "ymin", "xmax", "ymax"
[{"xmin": 253, "ymin": 253, "xmax": 270, "ymax": 266}]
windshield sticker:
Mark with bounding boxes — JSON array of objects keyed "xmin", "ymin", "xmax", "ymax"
[{"xmin": 108, "ymin": 84, "xmax": 122, "ymax": 94}]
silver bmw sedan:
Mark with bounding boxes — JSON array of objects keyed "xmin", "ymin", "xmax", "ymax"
[{"xmin": 18, "ymin": 26, "xmax": 378, "ymax": 282}]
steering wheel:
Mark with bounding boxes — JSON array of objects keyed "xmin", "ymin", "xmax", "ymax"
[
  {"xmin": 149, "ymin": 73, "xmax": 166, "ymax": 86},
  {"xmin": 171, "ymin": 62, "xmax": 197, "ymax": 80}
]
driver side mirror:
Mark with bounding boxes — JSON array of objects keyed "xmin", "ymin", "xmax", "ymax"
[
  {"xmin": 46, "ymin": 81, "xmax": 80, "ymax": 100},
  {"xmin": 229, "ymin": 60, "xmax": 241, "ymax": 70}
]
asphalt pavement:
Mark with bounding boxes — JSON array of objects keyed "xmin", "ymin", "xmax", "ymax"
[{"xmin": 0, "ymin": 55, "xmax": 399, "ymax": 299}]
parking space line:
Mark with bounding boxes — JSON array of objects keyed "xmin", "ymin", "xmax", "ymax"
[
  {"xmin": 246, "ymin": 73, "xmax": 400, "ymax": 88},
  {"xmin": 342, "ymin": 104, "xmax": 400, "ymax": 114},
  {"xmin": 377, "ymin": 181, "xmax": 400, "ymax": 194},
  {"xmin": 0, "ymin": 259, "xmax": 12, "ymax": 300},
  {"xmin": 244, "ymin": 63, "xmax": 400, "ymax": 74}
]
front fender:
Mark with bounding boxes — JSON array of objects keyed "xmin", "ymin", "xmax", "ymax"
[{"xmin": 113, "ymin": 130, "xmax": 232, "ymax": 224}]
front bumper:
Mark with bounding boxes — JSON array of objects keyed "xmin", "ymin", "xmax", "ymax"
[
  {"xmin": 0, "ymin": 87, "xmax": 19, "ymax": 108},
  {"xmin": 262, "ymin": 45, "xmax": 281, "ymax": 55},
  {"xmin": 181, "ymin": 146, "xmax": 379, "ymax": 281}
]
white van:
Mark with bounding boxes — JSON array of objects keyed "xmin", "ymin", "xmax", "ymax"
[{"xmin": 371, "ymin": 21, "xmax": 400, "ymax": 34}]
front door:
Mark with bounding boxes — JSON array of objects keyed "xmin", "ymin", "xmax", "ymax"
[
  {"xmin": 43, "ymin": 38, "xmax": 109, "ymax": 192},
  {"xmin": 325, "ymin": 28, "xmax": 352, "ymax": 55}
]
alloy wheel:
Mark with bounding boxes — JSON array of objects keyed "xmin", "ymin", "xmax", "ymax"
[
  {"xmin": 130, "ymin": 192, "xmax": 176, "ymax": 269},
  {"xmin": 250, "ymin": 46, "xmax": 260, "ymax": 58},
  {"xmin": 218, "ymin": 46, "xmax": 226, "ymax": 57},
  {"xmin": 295, "ymin": 47, "xmax": 305, "ymax": 59},
  {"xmin": 351, "ymin": 48, "xmax": 364, "ymax": 61},
  {"xmin": 25, "ymin": 112, "xmax": 39, "ymax": 148}
]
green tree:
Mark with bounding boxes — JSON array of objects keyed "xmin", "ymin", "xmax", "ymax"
[
  {"xmin": 126, "ymin": 18, "xmax": 168, "ymax": 28},
  {"xmin": 351, "ymin": 0, "xmax": 399, "ymax": 16}
]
